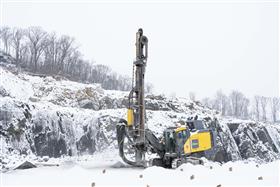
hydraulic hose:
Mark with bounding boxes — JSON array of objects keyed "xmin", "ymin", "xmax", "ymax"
[{"xmin": 116, "ymin": 120, "xmax": 145, "ymax": 167}]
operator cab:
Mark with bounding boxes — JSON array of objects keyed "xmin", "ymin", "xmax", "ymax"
[
  {"xmin": 186, "ymin": 120, "xmax": 205, "ymax": 132},
  {"xmin": 163, "ymin": 126, "xmax": 190, "ymax": 157},
  {"xmin": 163, "ymin": 120, "xmax": 208, "ymax": 158}
]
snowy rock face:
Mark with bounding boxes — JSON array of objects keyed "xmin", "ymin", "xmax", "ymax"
[
  {"xmin": 0, "ymin": 66, "xmax": 280, "ymax": 170},
  {"xmin": 227, "ymin": 121, "xmax": 280, "ymax": 162},
  {"xmin": 0, "ymin": 97, "xmax": 123, "ymax": 157},
  {"xmin": 210, "ymin": 119, "xmax": 280, "ymax": 163}
]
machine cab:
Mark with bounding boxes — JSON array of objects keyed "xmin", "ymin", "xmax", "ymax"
[
  {"xmin": 163, "ymin": 126, "xmax": 190, "ymax": 157},
  {"xmin": 186, "ymin": 120, "xmax": 205, "ymax": 131}
]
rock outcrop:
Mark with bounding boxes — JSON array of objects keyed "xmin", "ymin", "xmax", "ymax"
[{"xmin": 0, "ymin": 66, "xmax": 279, "ymax": 171}]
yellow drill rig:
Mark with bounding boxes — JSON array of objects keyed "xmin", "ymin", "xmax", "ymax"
[{"xmin": 116, "ymin": 28, "xmax": 216, "ymax": 168}]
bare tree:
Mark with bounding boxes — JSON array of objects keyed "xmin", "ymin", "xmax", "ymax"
[
  {"xmin": 229, "ymin": 90, "xmax": 249, "ymax": 118},
  {"xmin": 95, "ymin": 64, "xmax": 110, "ymax": 83},
  {"xmin": 202, "ymin": 97, "xmax": 212, "ymax": 109},
  {"xmin": 260, "ymin": 96, "xmax": 268, "ymax": 121},
  {"xmin": 213, "ymin": 90, "xmax": 228, "ymax": 115},
  {"xmin": 66, "ymin": 50, "xmax": 81, "ymax": 75},
  {"xmin": 27, "ymin": 27, "xmax": 47, "ymax": 72},
  {"xmin": 146, "ymin": 83, "xmax": 154, "ymax": 94},
  {"xmin": 270, "ymin": 97, "xmax": 279, "ymax": 122},
  {"xmin": 253, "ymin": 96, "xmax": 261, "ymax": 121},
  {"xmin": 43, "ymin": 32, "xmax": 59, "ymax": 73},
  {"xmin": 229, "ymin": 90, "xmax": 240, "ymax": 117},
  {"xmin": 57, "ymin": 35, "xmax": 74, "ymax": 73},
  {"xmin": 240, "ymin": 97, "xmax": 250, "ymax": 119},
  {"xmin": 0, "ymin": 26, "xmax": 132, "ymax": 91},
  {"xmin": 18, "ymin": 45, "xmax": 29, "ymax": 67},
  {"xmin": 0, "ymin": 27, "xmax": 12, "ymax": 53},
  {"xmin": 11, "ymin": 28, "xmax": 25, "ymax": 64}
]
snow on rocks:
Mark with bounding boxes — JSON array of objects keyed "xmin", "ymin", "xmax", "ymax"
[{"xmin": 0, "ymin": 67, "xmax": 33, "ymax": 100}]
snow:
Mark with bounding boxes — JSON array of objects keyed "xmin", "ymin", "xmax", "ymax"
[
  {"xmin": 0, "ymin": 66, "xmax": 116, "ymax": 108},
  {"xmin": 0, "ymin": 68, "xmax": 33, "ymax": 101},
  {"xmin": 1, "ymin": 151, "xmax": 279, "ymax": 187}
]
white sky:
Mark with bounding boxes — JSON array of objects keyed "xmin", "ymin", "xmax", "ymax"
[{"xmin": 1, "ymin": 0, "xmax": 279, "ymax": 99}]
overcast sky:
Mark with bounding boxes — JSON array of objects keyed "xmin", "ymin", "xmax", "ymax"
[{"xmin": 1, "ymin": 0, "xmax": 279, "ymax": 99}]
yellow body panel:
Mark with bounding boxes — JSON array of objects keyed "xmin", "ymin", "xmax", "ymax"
[
  {"xmin": 184, "ymin": 131, "xmax": 212, "ymax": 154},
  {"xmin": 175, "ymin": 126, "xmax": 187, "ymax": 133},
  {"xmin": 127, "ymin": 109, "xmax": 134, "ymax": 126}
]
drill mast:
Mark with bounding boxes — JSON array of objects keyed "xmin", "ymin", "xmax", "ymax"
[
  {"xmin": 117, "ymin": 28, "xmax": 162, "ymax": 167},
  {"xmin": 128, "ymin": 28, "xmax": 148, "ymax": 163}
]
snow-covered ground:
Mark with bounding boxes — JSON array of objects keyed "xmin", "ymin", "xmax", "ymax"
[{"xmin": 1, "ymin": 150, "xmax": 279, "ymax": 187}]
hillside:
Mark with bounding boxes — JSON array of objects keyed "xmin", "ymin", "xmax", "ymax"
[{"xmin": 1, "ymin": 64, "xmax": 280, "ymax": 170}]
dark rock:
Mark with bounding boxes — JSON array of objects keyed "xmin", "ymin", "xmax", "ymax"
[
  {"xmin": 190, "ymin": 175, "xmax": 195, "ymax": 180},
  {"xmin": 58, "ymin": 116, "xmax": 65, "ymax": 134},
  {"xmin": 83, "ymin": 125, "xmax": 88, "ymax": 133},
  {"xmin": 227, "ymin": 123, "xmax": 239, "ymax": 133},
  {"xmin": 34, "ymin": 132, "xmax": 47, "ymax": 155},
  {"xmin": 239, "ymin": 140, "xmax": 254, "ymax": 159},
  {"xmin": 0, "ymin": 86, "xmax": 9, "ymax": 97},
  {"xmin": 43, "ymin": 156, "xmax": 49, "ymax": 162},
  {"xmin": 16, "ymin": 119, "xmax": 26, "ymax": 131},
  {"xmin": 145, "ymin": 101, "xmax": 160, "ymax": 111},
  {"xmin": 101, "ymin": 96, "xmax": 121, "ymax": 109},
  {"xmin": 186, "ymin": 103, "xmax": 194, "ymax": 110},
  {"xmin": 213, "ymin": 149, "xmax": 228, "ymax": 162},
  {"xmin": 29, "ymin": 97, "xmax": 40, "ymax": 102},
  {"xmin": 111, "ymin": 161, "xmax": 126, "ymax": 168},
  {"xmin": 257, "ymin": 130, "xmax": 268, "ymax": 143},
  {"xmin": 79, "ymin": 99, "xmax": 99, "ymax": 110},
  {"xmin": 32, "ymin": 122, "xmax": 43, "ymax": 134},
  {"xmin": 204, "ymin": 117, "xmax": 212, "ymax": 122},
  {"xmin": 68, "ymin": 149, "xmax": 73, "ymax": 156},
  {"xmin": 167, "ymin": 102, "xmax": 181, "ymax": 112},
  {"xmin": 146, "ymin": 94, "xmax": 165, "ymax": 100},
  {"xmin": 55, "ymin": 138, "xmax": 67, "ymax": 157},
  {"xmin": 76, "ymin": 133, "xmax": 96, "ymax": 154},
  {"xmin": 233, "ymin": 135, "xmax": 241, "ymax": 145},
  {"xmin": 23, "ymin": 108, "xmax": 32, "ymax": 119},
  {"xmin": 15, "ymin": 161, "xmax": 36, "ymax": 170}
]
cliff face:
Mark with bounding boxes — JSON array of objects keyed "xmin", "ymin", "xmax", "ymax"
[{"xmin": 0, "ymin": 66, "xmax": 279, "ymax": 171}]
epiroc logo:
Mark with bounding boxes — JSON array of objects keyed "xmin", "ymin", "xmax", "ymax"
[{"xmin": 192, "ymin": 139, "xmax": 199, "ymax": 149}]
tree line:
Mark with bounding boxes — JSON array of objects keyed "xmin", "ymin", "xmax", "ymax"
[
  {"xmin": 200, "ymin": 90, "xmax": 280, "ymax": 122},
  {"xmin": 0, "ymin": 26, "xmax": 132, "ymax": 91}
]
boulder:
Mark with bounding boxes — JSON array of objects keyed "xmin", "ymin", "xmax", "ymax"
[{"xmin": 14, "ymin": 161, "xmax": 36, "ymax": 170}]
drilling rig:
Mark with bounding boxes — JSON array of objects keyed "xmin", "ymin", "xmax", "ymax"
[{"xmin": 116, "ymin": 28, "xmax": 217, "ymax": 168}]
